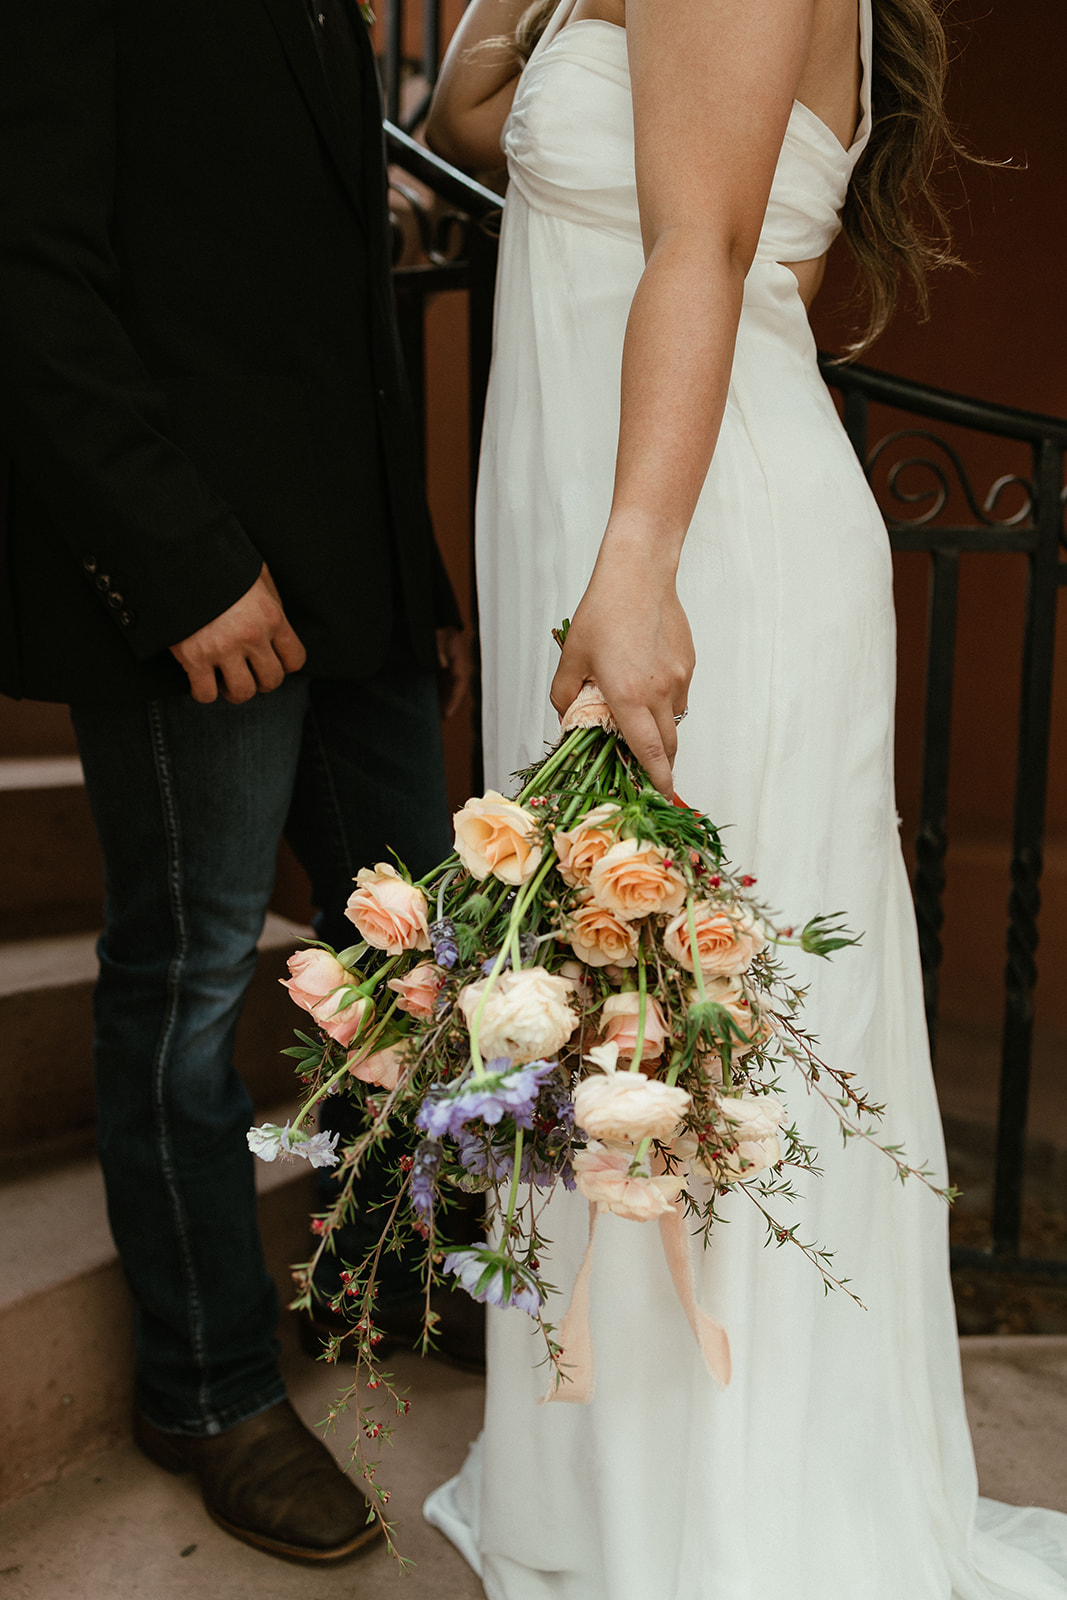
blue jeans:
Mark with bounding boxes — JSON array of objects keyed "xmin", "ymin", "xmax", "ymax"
[{"xmin": 71, "ymin": 666, "xmax": 450, "ymax": 1436}]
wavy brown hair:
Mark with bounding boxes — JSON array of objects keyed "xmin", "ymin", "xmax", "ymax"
[{"xmin": 504, "ymin": 0, "xmax": 966, "ymax": 353}]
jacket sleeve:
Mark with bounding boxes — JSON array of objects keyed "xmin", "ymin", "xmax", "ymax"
[{"xmin": 0, "ymin": 0, "xmax": 263, "ymax": 661}]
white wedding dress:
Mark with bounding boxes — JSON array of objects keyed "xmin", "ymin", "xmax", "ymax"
[{"xmin": 424, "ymin": 3, "xmax": 1067, "ymax": 1595}]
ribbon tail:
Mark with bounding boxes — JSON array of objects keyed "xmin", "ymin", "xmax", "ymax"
[
  {"xmin": 659, "ymin": 1207, "xmax": 732, "ymax": 1388},
  {"xmin": 540, "ymin": 1203, "xmax": 599, "ymax": 1405}
]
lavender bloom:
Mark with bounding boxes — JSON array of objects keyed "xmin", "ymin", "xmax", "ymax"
[
  {"xmin": 429, "ymin": 916, "xmax": 459, "ymax": 970},
  {"xmin": 443, "ymin": 1248, "xmax": 544, "ymax": 1317},
  {"xmin": 456, "ymin": 1126, "xmax": 568, "ymax": 1190},
  {"xmin": 410, "ymin": 1138, "xmax": 444, "ymax": 1221},
  {"xmin": 416, "ymin": 1058, "xmax": 556, "ymax": 1140}
]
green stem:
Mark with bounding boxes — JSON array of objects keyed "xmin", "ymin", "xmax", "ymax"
[
  {"xmin": 468, "ymin": 856, "xmax": 557, "ymax": 1074},
  {"xmin": 504, "ymin": 1126, "xmax": 525, "ymax": 1230},
  {"xmin": 686, "ymin": 894, "xmax": 707, "ymax": 1006},
  {"xmin": 290, "ymin": 996, "xmax": 402, "ymax": 1131},
  {"xmin": 515, "ymin": 726, "xmax": 596, "ymax": 802},
  {"xmin": 628, "ymin": 938, "xmax": 648, "ymax": 1074}
]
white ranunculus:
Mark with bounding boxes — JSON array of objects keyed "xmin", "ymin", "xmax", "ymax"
[
  {"xmin": 458, "ymin": 966, "xmax": 577, "ymax": 1064},
  {"xmin": 574, "ymin": 1070, "xmax": 689, "ymax": 1145}
]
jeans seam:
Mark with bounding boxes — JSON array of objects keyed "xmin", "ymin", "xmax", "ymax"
[
  {"xmin": 147, "ymin": 702, "xmax": 217, "ymax": 1431},
  {"xmin": 303, "ymin": 703, "xmax": 357, "ymax": 885}
]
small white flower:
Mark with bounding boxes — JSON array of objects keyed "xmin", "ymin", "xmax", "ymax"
[
  {"xmin": 246, "ymin": 1121, "xmax": 340, "ymax": 1168},
  {"xmin": 247, "ymin": 1122, "xmax": 287, "ymax": 1162}
]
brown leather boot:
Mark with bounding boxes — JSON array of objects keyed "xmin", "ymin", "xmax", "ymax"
[{"xmin": 134, "ymin": 1400, "xmax": 382, "ymax": 1564}]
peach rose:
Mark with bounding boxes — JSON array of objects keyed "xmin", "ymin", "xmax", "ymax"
[
  {"xmin": 453, "ymin": 791, "xmax": 543, "ymax": 885},
  {"xmin": 599, "ymin": 990, "xmax": 669, "ymax": 1062},
  {"xmin": 574, "ymin": 1069, "xmax": 689, "ymax": 1144},
  {"xmin": 458, "ymin": 966, "xmax": 578, "ymax": 1064},
  {"xmin": 344, "ymin": 863, "xmax": 430, "ymax": 954},
  {"xmin": 573, "ymin": 1142, "xmax": 686, "ymax": 1221},
  {"xmin": 553, "ymin": 803, "xmax": 621, "ymax": 888},
  {"xmin": 565, "ymin": 894, "xmax": 639, "ymax": 969},
  {"xmin": 387, "ymin": 961, "xmax": 446, "ymax": 1021},
  {"xmin": 347, "ymin": 1043, "xmax": 406, "ymax": 1091},
  {"xmin": 687, "ymin": 978, "xmax": 773, "ymax": 1057},
  {"xmin": 280, "ymin": 949, "xmax": 370, "ymax": 1047},
  {"xmin": 663, "ymin": 900, "xmax": 766, "ymax": 978},
  {"xmin": 588, "ymin": 838, "xmax": 687, "ymax": 923}
]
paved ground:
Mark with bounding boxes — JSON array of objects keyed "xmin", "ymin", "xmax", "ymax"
[{"xmin": 2, "ymin": 1337, "xmax": 1066, "ymax": 1600}]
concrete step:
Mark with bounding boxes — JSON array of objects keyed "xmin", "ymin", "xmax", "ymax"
[
  {"xmin": 0, "ymin": 757, "xmax": 103, "ymax": 940},
  {"xmin": 0, "ymin": 1109, "xmax": 317, "ymax": 1506},
  {"xmin": 0, "ymin": 913, "xmax": 313, "ymax": 1161},
  {"xmin": 0, "ymin": 1338, "xmax": 1063, "ymax": 1597}
]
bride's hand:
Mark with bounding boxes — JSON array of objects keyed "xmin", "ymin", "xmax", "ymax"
[{"xmin": 550, "ymin": 550, "xmax": 694, "ymax": 798}]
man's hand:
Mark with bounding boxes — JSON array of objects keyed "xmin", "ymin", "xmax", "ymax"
[
  {"xmin": 436, "ymin": 625, "xmax": 473, "ymax": 719},
  {"xmin": 169, "ymin": 565, "xmax": 306, "ymax": 704}
]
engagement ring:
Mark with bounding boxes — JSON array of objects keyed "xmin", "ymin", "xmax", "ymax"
[{"xmin": 674, "ymin": 710, "xmax": 688, "ymax": 725}]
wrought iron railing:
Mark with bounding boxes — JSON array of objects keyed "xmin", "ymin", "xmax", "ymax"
[
  {"xmin": 382, "ymin": 51, "xmax": 1066, "ymax": 1291},
  {"xmin": 818, "ymin": 360, "xmax": 1067, "ymax": 1281}
]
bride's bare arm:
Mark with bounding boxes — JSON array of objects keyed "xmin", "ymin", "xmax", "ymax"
[
  {"xmin": 425, "ymin": 0, "xmax": 533, "ymax": 171},
  {"xmin": 551, "ymin": 0, "xmax": 816, "ymax": 795}
]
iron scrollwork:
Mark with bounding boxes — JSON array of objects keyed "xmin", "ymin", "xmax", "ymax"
[{"xmin": 866, "ymin": 429, "xmax": 1034, "ymax": 529}]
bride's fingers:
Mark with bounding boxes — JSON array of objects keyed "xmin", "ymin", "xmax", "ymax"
[
  {"xmin": 616, "ymin": 703, "xmax": 677, "ymax": 798},
  {"xmin": 550, "ymin": 656, "xmax": 587, "ymax": 720}
]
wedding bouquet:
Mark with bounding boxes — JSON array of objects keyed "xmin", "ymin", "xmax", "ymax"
[{"xmin": 248, "ymin": 661, "xmax": 949, "ymax": 1542}]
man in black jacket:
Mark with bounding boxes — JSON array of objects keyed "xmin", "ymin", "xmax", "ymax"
[{"xmin": 0, "ymin": 0, "xmax": 468, "ymax": 1563}]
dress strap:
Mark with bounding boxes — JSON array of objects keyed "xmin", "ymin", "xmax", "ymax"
[
  {"xmin": 852, "ymin": 0, "xmax": 874, "ymax": 153},
  {"xmin": 525, "ymin": 0, "xmax": 579, "ymax": 68}
]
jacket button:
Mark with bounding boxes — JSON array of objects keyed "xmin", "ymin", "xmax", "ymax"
[
  {"xmin": 107, "ymin": 591, "xmax": 124, "ymax": 608},
  {"xmin": 82, "ymin": 556, "xmax": 97, "ymax": 574},
  {"xmin": 120, "ymin": 610, "xmax": 134, "ymax": 627},
  {"xmin": 95, "ymin": 574, "xmax": 111, "ymax": 592}
]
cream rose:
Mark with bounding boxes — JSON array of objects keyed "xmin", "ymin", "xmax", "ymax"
[
  {"xmin": 344, "ymin": 863, "xmax": 431, "ymax": 954},
  {"xmin": 573, "ymin": 1142, "xmax": 686, "ymax": 1221},
  {"xmin": 574, "ymin": 1069, "xmax": 689, "ymax": 1144},
  {"xmin": 458, "ymin": 966, "xmax": 578, "ymax": 1064},
  {"xmin": 712, "ymin": 1094, "xmax": 786, "ymax": 1183},
  {"xmin": 565, "ymin": 894, "xmax": 639, "ymax": 969},
  {"xmin": 663, "ymin": 899, "xmax": 766, "ymax": 978},
  {"xmin": 553, "ymin": 803, "xmax": 621, "ymax": 887},
  {"xmin": 346, "ymin": 1043, "xmax": 406, "ymax": 1091},
  {"xmin": 387, "ymin": 961, "xmax": 446, "ymax": 1021},
  {"xmin": 558, "ymin": 958, "xmax": 595, "ymax": 1008},
  {"xmin": 599, "ymin": 990, "xmax": 670, "ymax": 1062},
  {"xmin": 280, "ymin": 949, "xmax": 370, "ymax": 1047},
  {"xmin": 453, "ymin": 791, "xmax": 543, "ymax": 885},
  {"xmin": 588, "ymin": 838, "xmax": 687, "ymax": 922}
]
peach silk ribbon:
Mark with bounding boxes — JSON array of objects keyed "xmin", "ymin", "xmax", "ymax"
[{"xmin": 540, "ymin": 1201, "xmax": 732, "ymax": 1404}]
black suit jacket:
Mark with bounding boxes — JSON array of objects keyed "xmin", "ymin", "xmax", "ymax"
[{"xmin": 0, "ymin": 0, "xmax": 458, "ymax": 703}]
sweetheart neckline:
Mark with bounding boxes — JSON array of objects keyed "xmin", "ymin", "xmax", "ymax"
[{"xmin": 539, "ymin": 16, "xmax": 868, "ymax": 163}]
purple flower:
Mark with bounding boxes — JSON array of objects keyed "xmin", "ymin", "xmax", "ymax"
[
  {"xmin": 442, "ymin": 1248, "xmax": 544, "ymax": 1316},
  {"xmin": 410, "ymin": 1138, "xmax": 444, "ymax": 1221},
  {"xmin": 455, "ymin": 1125, "xmax": 570, "ymax": 1190},
  {"xmin": 416, "ymin": 1058, "xmax": 556, "ymax": 1140},
  {"xmin": 429, "ymin": 916, "xmax": 459, "ymax": 970}
]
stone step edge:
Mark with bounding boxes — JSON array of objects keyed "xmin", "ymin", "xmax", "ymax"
[
  {"xmin": 0, "ymin": 911, "xmax": 311, "ymax": 999},
  {"xmin": 0, "ymin": 755, "xmax": 85, "ymax": 791},
  {"xmin": 0, "ymin": 1102, "xmax": 310, "ymax": 1316}
]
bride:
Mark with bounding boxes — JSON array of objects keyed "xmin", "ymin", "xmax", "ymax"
[{"xmin": 422, "ymin": 1, "xmax": 1067, "ymax": 1596}]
